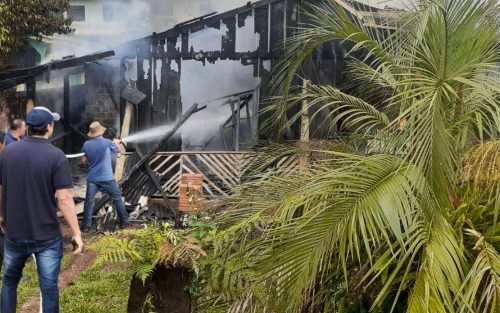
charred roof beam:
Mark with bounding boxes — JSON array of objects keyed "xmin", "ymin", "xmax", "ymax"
[{"xmin": 0, "ymin": 50, "xmax": 115, "ymax": 82}]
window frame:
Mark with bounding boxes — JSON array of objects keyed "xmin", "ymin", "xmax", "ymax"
[
  {"xmin": 102, "ymin": 4, "xmax": 127, "ymax": 22},
  {"xmin": 68, "ymin": 5, "xmax": 86, "ymax": 22}
]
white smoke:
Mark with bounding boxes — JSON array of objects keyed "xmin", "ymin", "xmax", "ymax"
[
  {"xmin": 41, "ymin": 1, "xmax": 263, "ymax": 150},
  {"xmin": 44, "ymin": 0, "xmax": 253, "ymax": 61}
]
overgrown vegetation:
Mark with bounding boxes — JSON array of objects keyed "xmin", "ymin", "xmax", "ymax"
[
  {"xmin": 195, "ymin": 0, "xmax": 500, "ymax": 312},
  {"xmin": 91, "ymin": 219, "xmax": 210, "ymax": 282},
  {"xmin": 88, "ymin": 0, "xmax": 499, "ymax": 312},
  {"xmin": 90, "ymin": 214, "xmax": 215, "ymax": 311}
]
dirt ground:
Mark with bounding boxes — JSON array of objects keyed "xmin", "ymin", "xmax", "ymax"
[{"xmin": 20, "ymin": 224, "xmax": 97, "ymax": 313}]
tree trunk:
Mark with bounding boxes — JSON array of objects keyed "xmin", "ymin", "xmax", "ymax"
[
  {"xmin": 127, "ymin": 266, "xmax": 191, "ymax": 313},
  {"xmin": 127, "ymin": 274, "xmax": 153, "ymax": 313}
]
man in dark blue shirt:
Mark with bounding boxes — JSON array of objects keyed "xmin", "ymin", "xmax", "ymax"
[
  {"xmin": 0, "ymin": 106, "xmax": 83, "ymax": 313},
  {"xmin": 81, "ymin": 121, "xmax": 129, "ymax": 232},
  {"xmin": 4, "ymin": 119, "xmax": 26, "ymax": 146}
]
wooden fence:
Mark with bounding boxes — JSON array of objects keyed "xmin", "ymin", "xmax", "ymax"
[{"xmin": 147, "ymin": 152, "xmax": 252, "ymax": 198}]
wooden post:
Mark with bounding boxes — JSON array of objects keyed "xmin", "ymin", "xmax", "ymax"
[
  {"xmin": 235, "ymin": 98, "xmax": 241, "ymax": 151},
  {"xmin": 26, "ymin": 78, "xmax": 36, "ymax": 111},
  {"xmin": 26, "ymin": 99, "xmax": 34, "ymax": 115},
  {"xmin": 299, "ymin": 79, "xmax": 310, "ymax": 172},
  {"xmin": 115, "ymin": 101, "xmax": 134, "ymax": 181}
]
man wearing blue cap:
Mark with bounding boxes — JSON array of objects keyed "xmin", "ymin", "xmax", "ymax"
[{"xmin": 0, "ymin": 106, "xmax": 84, "ymax": 313}]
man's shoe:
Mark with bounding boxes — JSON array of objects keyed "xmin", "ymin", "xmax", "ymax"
[
  {"xmin": 118, "ymin": 223, "xmax": 129, "ymax": 230},
  {"xmin": 81, "ymin": 227, "xmax": 91, "ymax": 233}
]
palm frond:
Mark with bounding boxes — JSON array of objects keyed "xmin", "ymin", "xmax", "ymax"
[
  {"xmin": 263, "ymin": 0, "xmax": 393, "ymax": 136},
  {"xmin": 459, "ymin": 229, "xmax": 500, "ymax": 313},
  {"xmin": 225, "ymin": 154, "xmax": 429, "ymax": 312},
  {"xmin": 263, "ymin": 83, "xmax": 390, "ymax": 136},
  {"xmin": 462, "ymin": 140, "xmax": 500, "ymax": 185},
  {"xmin": 406, "ymin": 215, "xmax": 464, "ymax": 313},
  {"xmin": 204, "ymin": 0, "xmax": 500, "ymax": 312}
]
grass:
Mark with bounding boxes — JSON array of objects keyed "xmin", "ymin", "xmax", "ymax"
[
  {"xmin": 0, "ymin": 237, "xmax": 133, "ymax": 313},
  {"xmin": 59, "ymin": 262, "xmax": 133, "ymax": 313}
]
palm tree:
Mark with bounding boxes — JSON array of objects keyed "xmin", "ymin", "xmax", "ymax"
[{"xmin": 203, "ymin": 0, "xmax": 500, "ymax": 312}]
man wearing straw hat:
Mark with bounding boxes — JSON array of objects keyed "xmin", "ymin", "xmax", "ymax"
[{"xmin": 81, "ymin": 122, "xmax": 129, "ymax": 232}]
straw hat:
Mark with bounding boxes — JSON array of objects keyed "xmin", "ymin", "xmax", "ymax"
[{"xmin": 87, "ymin": 122, "xmax": 106, "ymax": 138}]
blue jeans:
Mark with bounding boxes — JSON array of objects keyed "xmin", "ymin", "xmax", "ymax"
[
  {"xmin": 1, "ymin": 236, "xmax": 63, "ymax": 313},
  {"xmin": 83, "ymin": 180, "xmax": 129, "ymax": 228}
]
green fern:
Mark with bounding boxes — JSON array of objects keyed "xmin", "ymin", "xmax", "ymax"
[
  {"xmin": 90, "ymin": 223, "xmax": 207, "ymax": 282},
  {"xmin": 91, "ymin": 237, "xmax": 142, "ymax": 267}
]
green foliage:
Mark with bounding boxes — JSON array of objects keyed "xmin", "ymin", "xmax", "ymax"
[
  {"xmin": 142, "ymin": 296, "xmax": 157, "ymax": 313},
  {"xmin": 199, "ymin": 0, "xmax": 500, "ymax": 312},
  {"xmin": 91, "ymin": 222, "xmax": 207, "ymax": 282},
  {"xmin": 0, "ymin": 0, "xmax": 72, "ymax": 57}
]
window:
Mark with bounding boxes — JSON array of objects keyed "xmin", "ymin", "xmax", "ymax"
[
  {"xmin": 69, "ymin": 73, "xmax": 85, "ymax": 86},
  {"xmin": 103, "ymin": 4, "xmax": 127, "ymax": 22},
  {"xmin": 68, "ymin": 5, "xmax": 85, "ymax": 22}
]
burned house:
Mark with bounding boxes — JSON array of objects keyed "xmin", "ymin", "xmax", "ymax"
[
  {"xmin": 0, "ymin": 0, "xmax": 394, "ymax": 217},
  {"xmin": 1, "ymin": 0, "xmax": 394, "ymax": 151}
]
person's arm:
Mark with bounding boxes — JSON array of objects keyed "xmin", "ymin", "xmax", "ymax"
[
  {"xmin": 56, "ymin": 188, "xmax": 83, "ymax": 254},
  {"xmin": 111, "ymin": 139, "xmax": 125, "ymax": 154},
  {"xmin": 81, "ymin": 142, "xmax": 88, "ymax": 164},
  {"xmin": 114, "ymin": 139, "xmax": 127, "ymax": 154},
  {"xmin": 53, "ymin": 152, "xmax": 83, "ymax": 253}
]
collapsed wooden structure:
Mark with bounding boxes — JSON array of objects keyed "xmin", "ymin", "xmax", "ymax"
[
  {"xmin": 115, "ymin": 0, "xmax": 350, "ymax": 140},
  {"xmin": 0, "ymin": 0, "xmax": 392, "ymax": 150},
  {"xmin": 0, "ymin": 51, "xmax": 116, "ymax": 148},
  {"xmin": 0, "ymin": 0, "xmax": 395, "ymax": 228}
]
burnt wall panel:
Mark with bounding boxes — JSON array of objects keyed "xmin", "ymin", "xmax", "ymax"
[
  {"xmin": 254, "ymin": 6, "xmax": 269, "ymax": 54},
  {"xmin": 181, "ymin": 33, "xmax": 189, "ymax": 54},
  {"xmin": 286, "ymin": 0, "xmax": 298, "ymax": 41},
  {"xmin": 153, "ymin": 58, "xmax": 166, "ymax": 124},
  {"xmin": 164, "ymin": 59, "xmax": 182, "ymax": 151},
  {"xmin": 270, "ymin": 2, "xmax": 285, "ymax": 55},
  {"xmin": 238, "ymin": 10, "xmax": 253, "ymax": 28},
  {"xmin": 221, "ymin": 16, "xmax": 237, "ymax": 55},
  {"xmin": 136, "ymin": 39, "xmax": 153, "ymax": 132}
]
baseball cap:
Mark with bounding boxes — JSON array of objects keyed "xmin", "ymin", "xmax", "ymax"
[{"xmin": 26, "ymin": 107, "xmax": 61, "ymax": 127}]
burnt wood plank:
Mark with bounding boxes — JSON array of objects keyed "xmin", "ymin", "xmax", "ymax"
[
  {"xmin": 221, "ymin": 16, "xmax": 237, "ymax": 55},
  {"xmin": 134, "ymin": 145, "xmax": 176, "ymax": 216},
  {"xmin": 0, "ymin": 50, "xmax": 115, "ymax": 81},
  {"xmin": 254, "ymin": 5, "xmax": 269, "ymax": 54},
  {"xmin": 270, "ymin": 1, "xmax": 285, "ymax": 54}
]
